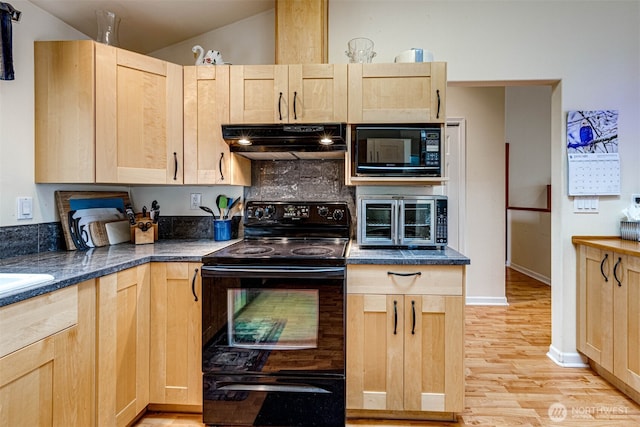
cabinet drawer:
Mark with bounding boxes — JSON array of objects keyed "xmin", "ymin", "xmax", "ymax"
[
  {"xmin": 347, "ymin": 264, "xmax": 463, "ymax": 296},
  {"xmin": 0, "ymin": 286, "xmax": 78, "ymax": 357}
]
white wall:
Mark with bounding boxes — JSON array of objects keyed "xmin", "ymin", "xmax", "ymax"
[
  {"xmin": 506, "ymin": 86, "xmax": 552, "ymax": 283},
  {"xmin": 151, "ymin": 9, "xmax": 275, "ymax": 65},
  {"xmin": 447, "ymin": 86, "xmax": 506, "ymax": 303}
]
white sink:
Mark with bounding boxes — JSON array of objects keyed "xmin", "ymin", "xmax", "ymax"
[{"xmin": 0, "ymin": 273, "xmax": 55, "ymax": 297}]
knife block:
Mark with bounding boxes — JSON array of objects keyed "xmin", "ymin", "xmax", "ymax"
[{"xmin": 130, "ymin": 214, "xmax": 158, "ymax": 245}]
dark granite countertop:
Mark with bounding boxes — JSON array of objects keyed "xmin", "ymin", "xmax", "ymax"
[
  {"xmin": 0, "ymin": 239, "xmax": 240, "ymax": 307},
  {"xmin": 1, "ymin": 240, "xmax": 470, "ymax": 308},
  {"xmin": 346, "ymin": 244, "xmax": 470, "ymax": 265}
]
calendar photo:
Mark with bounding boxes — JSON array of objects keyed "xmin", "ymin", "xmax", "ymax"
[{"xmin": 567, "ymin": 110, "xmax": 620, "ymax": 196}]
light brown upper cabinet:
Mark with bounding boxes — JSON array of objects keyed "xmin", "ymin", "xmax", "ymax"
[
  {"xmin": 183, "ymin": 66, "xmax": 251, "ymax": 185},
  {"xmin": 275, "ymin": 0, "xmax": 328, "ymax": 64},
  {"xmin": 229, "ymin": 64, "xmax": 347, "ymax": 124},
  {"xmin": 35, "ymin": 40, "xmax": 184, "ymax": 184},
  {"xmin": 348, "ymin": 63, "xmax": 447, "ymax": 124}
]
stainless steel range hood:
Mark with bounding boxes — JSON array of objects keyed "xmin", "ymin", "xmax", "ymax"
[{"xmin": 222, "ymin": 123, "xmax": 347, "ymax": 160}]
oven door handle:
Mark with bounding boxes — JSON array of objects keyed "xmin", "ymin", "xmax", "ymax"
[
  {"xmin": 217, "ymin": 383, "xmax": 331, "ymax": 394},
  {"xmin": 201, "ymin": 266, "xmax": 345, "ymax": 278}
]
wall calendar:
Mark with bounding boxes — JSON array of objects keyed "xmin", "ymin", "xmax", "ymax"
[{"xmin": 566, "ymin": 110, "xmax": 620, "ymax": 196}]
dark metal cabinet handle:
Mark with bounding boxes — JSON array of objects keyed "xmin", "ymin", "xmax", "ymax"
[
  {"xmin": 173, "ymin": 152, "xmax": 178, "ymax": 180},
  {"xmin": 218, "ymin": 152, "xmax": 225, "ymax": 181},
  {"xmin": 411, "ymin": 300, "xmax": 416, "ymax": 335},
  {"xmin": 436, "ymin": 89, "xmax": 441, "ymax": 119},
  {"xmin": 293, "ymin": 91, "xmax": 298, "ymax": 120},
  {"xmin": 613, "ymin": 257, "xmax": 622, "ymax": 287},
  {"xmin": 600, "ymin": 253, "xmax": 609, "ymax": 282},
  {"xmin": 191, "ymin": 268, "xmax": 199, "ymax": 301},
  {"xmin": 387, "ymin": 271, "xmax": 422, "ymax": 277},
  {"xmin": 278, "ymin": 92, "xmax": 283, "ymax": 120},
  {"xmin": 393, "ymin": 300, "xmax": 398, "ymax": 335}
]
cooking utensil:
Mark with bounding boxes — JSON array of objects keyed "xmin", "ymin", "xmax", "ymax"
[
  {"xmin": 200, "ymin": 205, "xmax": 216, "ymax": 218},
  {"xmin": 215, "ymin": 195, "xmax": 222, "ymax": 217},
  {"xmin": 150, "ymin": 200, "xmax": 160, "ymax": 223},
  {"xmin": 125, "ymin": 204, "xmax": 136, "ymax": 225},
  {"xmin": 225, "ymin": 198, "xmax": 241, "ymax": 219},
  {"xmin": 217, "ymin": 195, "xmax": 228, "ymax": 217}
]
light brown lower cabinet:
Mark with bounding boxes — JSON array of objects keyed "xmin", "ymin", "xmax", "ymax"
[
  {"xmin": 0, "ymin": 261, "xmax": 207, "ymax": 426},
  {"xmin": 0, "ymin": 280, "xmax": 95, "ymax": 427},
  {"xmin": 149, "ymin": 262, "xmax": 203, "ymax": 409},
  {"xmin": 346, "ymin": 264, "xmax": 465, "ymax": 421},
  {"xmin": 575, "ymin": 240, "xmax": 640, "ymax": 401},
  {"xmin": 96, "ymin": 265, "xmax": 150, "ymax": 427}
]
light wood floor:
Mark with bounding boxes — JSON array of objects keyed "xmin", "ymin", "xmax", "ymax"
[{"xmin": 135, "ymin": 268, "xmax": 640, "ymax": 426}]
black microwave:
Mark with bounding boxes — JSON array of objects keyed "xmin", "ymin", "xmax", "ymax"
[{"xmin": 351, "ymin": 124, "xmax": 442, "ymax": 176}]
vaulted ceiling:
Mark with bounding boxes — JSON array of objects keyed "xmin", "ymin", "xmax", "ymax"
[{"xmin": 28, "ymin": 0, "xmax": 275, "ymax": 54}]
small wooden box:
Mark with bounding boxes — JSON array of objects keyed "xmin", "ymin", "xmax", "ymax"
[{"xmin": 130, "ymin": 215, "xmax": 158, "ymax": 244}]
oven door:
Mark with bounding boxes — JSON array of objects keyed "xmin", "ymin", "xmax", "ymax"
[{"xmin": 201, "ymin": 265, "xmax": 345, "ymax": 426}]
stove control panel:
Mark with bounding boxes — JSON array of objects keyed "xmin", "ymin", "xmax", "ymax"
[{"xmin": 245, "ymin": 201, "xmax": 350, "ymax": 227}]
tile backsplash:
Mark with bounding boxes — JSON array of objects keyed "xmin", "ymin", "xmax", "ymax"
[{"xmin": 244, "ymin": 159, "xmax": 356, "ymax": 216}]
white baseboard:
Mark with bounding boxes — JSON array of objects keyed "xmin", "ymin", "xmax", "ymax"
[
  {"xmin": 465, "ymin": 296, "xmax": 509, "ymax": 306},
  {"xmin": 508, "ymin": 263, "xmax": 551, "ymax": 286},
  {"xmin": 547, "ymin": 344, "xmax": 589, "ymax": 368}
]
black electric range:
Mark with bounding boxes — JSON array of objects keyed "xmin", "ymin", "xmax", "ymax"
[{"xmin": 200, "ymin": 201, "xmax": 351, "ymax": 427}]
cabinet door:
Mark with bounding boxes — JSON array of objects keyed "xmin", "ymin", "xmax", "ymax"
[
  {"xmin": 35, "ymin": 40, "xmax": 96, "ymax": 183},
  {"xmin": 346, "ymin": 294, "xmax": 403, "ymax": 411},
  {"xmin": 0, "ymin": 328, "xmax": 76, "ymax": 426},
  {"xmin": 150, "ymin": 262, "xmax": 202, "ymax": 406},
  {"xmin": 404, "ymin": 295, "xmax": 464, "ymax": 413},
  {"xmin": 183, "ymin": 66, "xmax": 250, "ymax": 185},
  {"xmin": 96, "ymin": 44, "xmax": 183, "ymax": 184},
  {"xmin": 613, "ymin": 254, "xmax": 640, "ymax": 391},
  {"xmin": 576, "ymin": 245, "xmax": 614, "ymax": 370},
  {"xmin": 0, "ymin": 281, "xmax": 94, "ymax": 427},
  {"xmin": 348, "ymin": 63, "xmax": 446, "ymax": 123},
  {"xmin": 97, "ymin": 265, "xmax": 150, "ymax": 427},
  {"xmin": 288, "ymin": 64, "xmax": 347, "ymax": 122},
  {"xmin": 230, "ymin": 65, "xmax": 289, "ymax": 123},
  {"xmin": 275, "ymin": 0, "xmax": 327, "ymax": 64}
]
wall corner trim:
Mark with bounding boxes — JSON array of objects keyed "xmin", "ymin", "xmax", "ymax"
[{"xmin": 547, "ymin": 345, "xmax": 589, "ymax": 368}]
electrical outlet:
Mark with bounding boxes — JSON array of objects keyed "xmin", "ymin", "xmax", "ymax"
[
  {"xmin": 632, "ymin": 193, "xmax": 640, "ymax": 207},
  {"xmin": 190, "ymin": 193, "xmax": 202, "ymax": 210}
]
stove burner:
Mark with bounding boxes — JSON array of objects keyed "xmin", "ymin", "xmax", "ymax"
[
  {"xmin": 231, "ymin": 246, "xmax": 275, "ymax": 255},
  {"xmin": 291, "ymin": 246, "xmax": 333, "ymax": 256}
]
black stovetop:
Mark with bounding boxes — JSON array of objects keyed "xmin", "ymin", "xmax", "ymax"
[
  {"xmin": 202, "ymin": 237, "xmax": 349, "ymax": 266},
  {"xmin": 202, "ymin": 201, "xmax": 351, "ymax": 267}
]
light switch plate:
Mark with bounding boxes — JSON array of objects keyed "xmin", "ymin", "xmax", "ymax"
[
  {"xmin": 573, "ymin": 196, "xmax": 599, "ymax": 213},
  {"xmin": 17, "ymin": 197, "xmax": 33, "ymax": 220}
]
